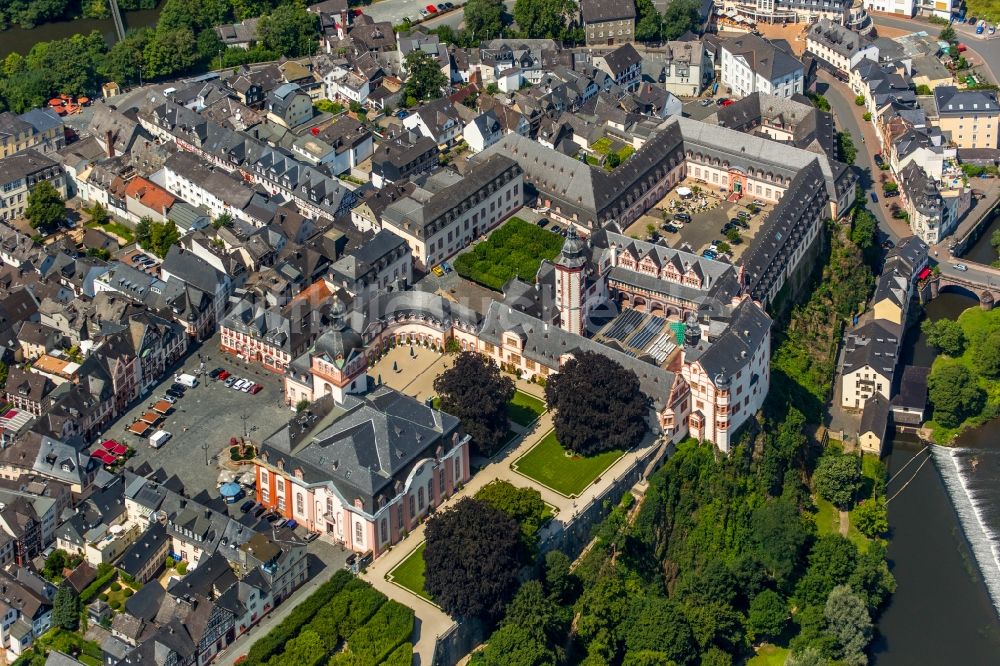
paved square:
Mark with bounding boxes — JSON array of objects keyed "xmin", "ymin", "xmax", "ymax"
[
  {"xmin": 370, "ymin": 345, "xmax": 452, "ymax": 402},
  {"xmin": 103, "ymin": 335, "xmax": 293, "ymax": 495}
]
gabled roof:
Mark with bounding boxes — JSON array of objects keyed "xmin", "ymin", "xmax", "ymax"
[{"xmin": 580, "ymin": 0, "xmax": 636, "ymax": 22}]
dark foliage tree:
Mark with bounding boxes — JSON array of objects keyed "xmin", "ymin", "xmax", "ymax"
[
  {"xmin": 848, "ymin": 542, "xmax": 896, "ymax": 612},
  {"xmin": 794, "ymin": 535, "xmax": 858, "ymax": 607},
  {"xmin": 850, "ymin": 208, "xmax": 877, "ymax": 250},
  {"xmin": 434, "ymin": 352, "xmax": 515, "ymax": 456},
  {"xmin": 813, "ymin": 452, "xmax": 862, "ymax": 509},
  {"xmin": 543, "ymin": 550, "xmax": 576, "ymax": 602},
  {"xmin": 928, "ymin": 363, "xmax": 985, "ymax": 428},
  {"xmin": 403, "ymin": 49, "xmax": 448, "ymax": 102},
  {"xmin": 501, "ymin": 580, "xmax": 570, "ymax": 649},
  {"xmin": 138, "ymin": 220, "xmax": 181, "ymax": 259},
  {"xmin": 25, "ymin": 180, "xmax": 64, "ymax": 230},
  {"xmin": 464, "ymin": 0, "xmax": 504, "ymax": 40},
  {"xmin": 423, "ymin": 498, "xmax": 525, "ymax": 620},
  {"xmin": 625, "ymin": 596, "xmax": 697, "ymax": 665},
  {"xmin": 750, "ymin": 496, "xmax": 812, "ymax": 588},
  {"xmin": 922, "ymin": 318, "xmax": 966, "ymax": 356},
  {"xmin": 837, "ymin": 132, "xmax": 857, "ymax": 164},
  {"xmin": 747, "ymin": 589, "xmax": 789, "ymax": 641},
  {"xmin": 43, "ymin": 549, "xmax": 67, "ymax": 580},
  {"xmin": 634, "ymin": 0, "xmax": 662, "ymax": 41},
  {"xmin": 544, "ymin": 350, "xmax": 649, "ymax": 455},
  {"xmin": 52, "ymin": 586, "xmax": 80, "ymax": 630}
]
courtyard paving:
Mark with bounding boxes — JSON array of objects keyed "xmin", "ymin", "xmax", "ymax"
[{"xmin": 101, "ymin": 333, "xmax": 292, "ymax": 496}]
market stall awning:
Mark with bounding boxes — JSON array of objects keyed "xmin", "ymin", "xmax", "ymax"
[
  {"xmin": 140, "ymin": 411, "xmax": 162, "ymax": 425},
  {"xmin": 152, "ymin": 400, "xmax": 173, "ymax": 415},
  {"xmin": 90, "ymin": 450, "xmax": 116, "ymax": 464},
  {"xmin": 128, "ymin": 421, "xmax": 151, "ymax": 436}
]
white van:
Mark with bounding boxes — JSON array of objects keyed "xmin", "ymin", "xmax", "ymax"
[
  {"xmin": 149, "ymin": 430, "xmax": 172, "ymax": 449},
  {"xmin": 175, "ymin": 373, "xmax": 198, "ymax": 388}
]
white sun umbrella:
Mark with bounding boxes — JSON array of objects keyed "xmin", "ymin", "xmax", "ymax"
[
  {"xmin": 217, "ymin": 470, "xmax": 237, "ymax": 485},
  {"xmin": 239, "ymin": 471, "xmax": 256, "ymax": 486}
]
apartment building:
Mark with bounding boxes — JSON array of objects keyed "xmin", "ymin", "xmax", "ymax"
[
  {"xmin": 721, "ymin": 34, "xmax": 804, "ymax": 99},
  {"xmin": 934, "ymin": 86, "xmax": 999, "ymax": 149},
  {"xmin": 0, "ymin": 150, "xmax": 67, "ymax": 223}
]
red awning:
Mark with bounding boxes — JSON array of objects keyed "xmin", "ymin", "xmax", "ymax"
[
  {"xmin": 90, "ymin": 450, "xmax": 116, "ymax": 464},
  {"xmin": 128, "ymin": 421, "xmax": 151, "ymax": 436},
  {"xmin": 101, "ymin": 439, "xmax": 119, "ymax": 450},
  {"xmin": 918, "ymin": 267, "xmax": 932, "ymax": 280}
]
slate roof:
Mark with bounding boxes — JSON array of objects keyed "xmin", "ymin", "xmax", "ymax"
[
  {"xmin": 580, "ymin": 0, "xmax": 636, "ymax": 22},
  {"xmin": 600, "ymin": 43, "xmax": 642, "ymax": 77},
  {"xmin": 258, "ymin": 387, "xmax": 463, "ymax": 513},
  {"xmin": 934, "ymin": 85, "xmax": 999, "ymax": 117},
  {"xmin": 478, "ymin": 301, "xmax": 677, "ymax": 410},
  {"xmin": 723, "ymin": 33, "xmax": 804, "ymax": 81},
  {"xmin": 842, "ymin": 319, "xmax": 902, "ymax": 383},
  {"xmin": 117, "ymin": 523, "xmax": 169, "ymax": 579},
  {"xmin": 859, "ymin": 393, "xmax": 890, "ymax": 439},
  {"xmin": 0, "ymin": 149, "xmax": 61, "ymax": 186}
]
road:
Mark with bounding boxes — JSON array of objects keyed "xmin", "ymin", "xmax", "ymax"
[
  {"xmin": 816, "ymin": 69, "xmax": 908, "ymax": 241},
  {"xmin": 364, "ymin": 0, "xmax": 517, "ymax": 31},
  {"xmin": 936, "ymin": 258, "xmax": 1000, "ymax": 292},
  {"xmin": 871, "ymin": 13, "xmax": 998, "ymax": 84}
]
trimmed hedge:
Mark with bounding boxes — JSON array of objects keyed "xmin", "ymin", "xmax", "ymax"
[
  {"xmin": 243, "ymin": 570, "xmax": 354, "ymax": 666},
  {"xmin": 453, "ymin": 217, "xmax": 563, "ymax": 291},
  {"xmin": 383, "ymin": 643, "xmax": 414, "ymax": 666},
  {"xmin": 80, "ymin": 567, "xmax": 117, "ymax": 604},
  {"xmin": 306, "ymin": 579, "xmax": 386, "ymax": 651},
  {"xmin": 332, "ymin": 601, "xmax": 415, "ymax": 666}
]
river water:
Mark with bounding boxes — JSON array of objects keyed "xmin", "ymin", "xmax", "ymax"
[
  {"xmin": 0, "ymin": 2, "xmax": 163, "ymax": 58},
  {"xmin": 873, "ymin": 212, "xmax": 1000, "ymax": 664}
]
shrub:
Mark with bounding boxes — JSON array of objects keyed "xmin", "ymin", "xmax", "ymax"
[
  {"xmin": 243, "ymin": 571, "xmax": 354, "ymax": 666},
  {"xmin": 109, "ymin": 582, "xmax": 122, "ymax": 592},
  {"xmin": 123, "ymin": 588, "xmax": 134, "ymax": 598},
  {"xmin": 307, "ymin": 580, "xmax": 387, "ymax": 652},
  {"xmin": 340, "ymin": 601, "xmax": 415, "ymax": 664},
  {"xmin": 453, "ymin": 217, "xmax": 564, "ymax": 291},
  {"xmin": 110, "ymin": 600, "xmax": 121, "ymax": 610},
  {"xmin": 80, "ymin": 568, "xmax": 118, "ymax": 603},
  {"xmin": 176, "ymin": 562, "xmax": 188, "ymax": 575},
  {"xmin": 99, "ymin": 593, "xmax": 109, "ymax": 602}
]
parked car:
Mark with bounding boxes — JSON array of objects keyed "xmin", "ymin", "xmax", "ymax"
[
  {"xmin": 426, "ymin": 3, "xmax": 437, "ymax": 11},
  {"xmin": 208, "ymin": 368, "xmax": 223, "ymax": 379},
  {"xmin": 436, "ymin": 3, "xmax": 446, "ymax": 10},
  {"xmin": 444, "ymin": 1, "xmax": 454, "ymax": 7},
  {"xmin": 432, "ymin": 265, "xmax": 444, "ymax": 276},
  {"xmin": 166, "ymin": 388, "xmax": 184, "ymax": 399},
  {"xmin": 169, "ymin": 383, "xmax": 186, "ymax": 394},
  {"xmin": 233, "ymin": 379, "xmax": 249, "ymax": 391},
  {"xmin": 674, "ymin": 212, "xmax": 691, "ymax": 222},
  {"xmin": 224, "ymin": 376, "xmax": 238, "ymax": 387},
  {"xmin": 870, "ymin": 192, "xmax": 878, "ymax": 203},
  {"xmin": 699, "ymin": 99, "xmax": 712, "ymax": 106},
  {"xmin": 249, "ymin": 384, "xmax": 263, "ymax": 395},
  {"xmin": 218, "ymin": 370, "xmax": 230, "ymax": 381},
  {"xmin": 240, "ymin": 500, "xmax": 256, "ymax": 513},
  {"xmin": 419, "ymin": 8, "xmax": 428, "ymax": 16},
  {"xmin": 286, "ymin": 519, "xmax": 298, "ymax": 530},
  {"xmin": 881, "ymin": 239, "xmax": 895, "ymax": 250},
  {"xmin": 240, "ymin": 381, "xmax": 253, "ymax": 392},
  {"xmin": 441, "ymin": 261, "xmax": 453, "ymax": 273},
  {"xmin": 737, "ymin": 210, "xmax": 750, "ymax": 219},
  {"xmin": 305, "ymin": 532, "xmax": 319, "ymax": 543},
  {"xmin": 953, "ymin": 263, "xmax": 969, "ymax": 272},
  {"xmin": 162, "ymin": 394, "xmax": 177, "ymax": 404},
  {"xmin": 715, "ymin": 98, "xmax": 728, "ymax": 106},
  {"xmin": 252, "ymin": 505, "xmax": 268, "ymax": 518}
]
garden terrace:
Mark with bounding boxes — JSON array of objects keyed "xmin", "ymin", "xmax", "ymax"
[
  {"xmin": 454, "ymin": 217, "xmax": 564, "ymax": 291},
  {"xmin": 511, "ymin": 430, "xmax": 624, "ymax": 498}
]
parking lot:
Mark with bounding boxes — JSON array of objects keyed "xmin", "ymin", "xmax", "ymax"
[{"xmin": 98, "ymin": 334, "xmax": 293, "ymax": 496}]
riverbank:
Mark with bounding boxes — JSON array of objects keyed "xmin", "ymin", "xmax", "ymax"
[{"xmin": 0, "ymin": 1, "xmax": 163, "ymax": 58}]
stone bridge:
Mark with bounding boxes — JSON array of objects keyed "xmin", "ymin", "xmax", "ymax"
[{"xmin": 929, "ymin": 259, "xmax": 1000, "ymax": 310}]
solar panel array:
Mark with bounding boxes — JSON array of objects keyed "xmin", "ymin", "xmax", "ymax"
[
  {"xmin": 600, "ymin": 308, "xmax": 646, "ymax": 341},
  {"xmin": 596, "ymin": 309, "xmax": 679, "ymax": 362}
]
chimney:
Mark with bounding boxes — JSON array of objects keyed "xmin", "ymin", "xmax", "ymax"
[{"xmin": 105, "ymin": 130, "xmax": 115, "ymax": 158}]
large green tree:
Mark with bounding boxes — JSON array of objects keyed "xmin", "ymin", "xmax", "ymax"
[
  {"xmin": 634, "ymin": 0, "xmax": 662, "ymax": 42},
  {"xmin": 475, "ymin": 480, "xmax": 548, "ymax": 546},
  {"xmin": 813, "ymin": 452, "xmax": 862, "ymax": 510},
  {"xmin": 928, "ymin": 362, "xmax": 986, "ymax": 428},
  {"xmin": 795, "ymin": 535, "xmax": 858, "ymax": 607},
  {"xmin": 139, "ymin": 220, "xmax": 182, "ymax": 258},
  {"xmin": 922, "ymin": 318, "xmax": 966, "ymax": 356},
  {"xmin": 512, "ymin": 0, "xmax": 574, "ymax": 39},
  {"xmin": 750, "ymin": 496, "xmax": 812, "ymax": 588},
  {"xmin": 661, "ymin": 0, "xmax": 700, "ymax": 40},
  {"xmin": 747, "ymin": 589, "xmax": 789, "ymax": 641},
  {"xmin": 423, "ymin": 498, "xmax": 525, "ymax": 620},
  {"xmin": 544, "ymin": 350, "xmax": 649, "ymax": 455},
  {"xmin": 52, "ymin": 586, "xmax": 80, "ymax": 631},
  {"xmin": 101, "ymin": 29, "xmax": 153, "ymax": 85},
  {"xmin": 977, "ymin": 329, "xmax": 1000, "ymax": 379},
  {"xmin": 471, "ymin": 624, "xmax": 555, "ymax": 666},
  {"xmin": 825, "ymin": 585, "xmax": 872, "ymax": 666},
  {"xmin": 25, "ymin": 179, "xmax": 65, "ymax": 230},
  {"xmin": 258, "ymin": 1, "xmax": 318, "ymax": 57},
  {"xmin": 625, "ymin": 596, "xmax": 698, "ymax": 665},
  {"xmin": 403, "ymin": 49, "xmax": 448, "ymax": 102},
  {"xmin": 464, "ymin": 0, "xmax": 505, "ymax": 40},
  {"xmin": 143, "ymin": 27, "xmax": 199, "ymax": 77},
  {"xmin": 433, "ymin": 351, "xmax": 515, "ymax": 457}
]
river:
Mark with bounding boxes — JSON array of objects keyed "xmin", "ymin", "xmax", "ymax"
[
  {"xmin": 873, "ymin": 211, "xmax": 1000, "ymax": 664},
  {"xmin": 0, "ymin": 2, "xmax": 163, "ymax": 58}
]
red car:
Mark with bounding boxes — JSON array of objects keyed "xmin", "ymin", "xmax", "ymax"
[
  {"xmin": 218, "ymin": 370, "xmax": 230, "ymax": 381},
  {"xmin": 249, "ymin": 384, "xmax": 263, "ymax": 395},
  {"xmin": 426, "ymin": 3, "xmax": 437, "ymax": 11},
  {"xmin": 721, "ymin": 99, "xmax": 734, "ymax": 107}
]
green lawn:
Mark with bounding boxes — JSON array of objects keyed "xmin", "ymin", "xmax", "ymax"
[
  {"xmin": 748, "ymin": 644, "xmax": 790, "ymax": 666},
  {"xmin": 967, "ymin": 0, "xmax": 1000, "ymax": 21},
  {"xmin": 507, "ymin": 390, "xmax": 546, "ymax": 427},
  {"xmin": 512, "ymin": 430, "xmax": 623, "ymax": 497},
  {"xmin": 387, "ymin": 542, "xmax": 431, "ymax": 601},
  {"xmin": 85, "ymin": 220, "xmax": 135, "ymax": 244},
  {"xmin": 813, "ymin": 495, "xmax": 838, "ymax": 537},
  {"xmin": 453, "ymin": 217, "xmax": 564, "ymax": 291}
]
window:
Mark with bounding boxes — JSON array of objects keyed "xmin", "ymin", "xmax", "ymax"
[
  {"xmin": 381, "ymin": 519, "xmax": 388, "ymax": 543},
  {"xmin": 418, "ymin": 487, "xmax": 425, "ymax": 511},
  {"xmin": 409, "ymin": 495, "xmax": 416, "ymax": 518},
  {"xmin": 439, "ymin": 470, "xmax": 445, "ymax": 494},
  {"xmin": 262, "ymin": 488, "xmax": 270, "ymax": 503},
  {"xmin": 327, "ymin": 497, "xmax": 334, "ymax": 516},
  {"xmin": 276, "ymin": 478, "xmax": 284, "ymax": 493},
  {"xmin": 454, "ymin": 454, "xmax": 461, "ymax": 480},
  {"xmin": 296, "ymin": 494, "xmax": 304, "ymax": 515},
  {"xmin": 355, "ymin": 521, "xmax": 363, "ymax": 544},
  {"xmin": 260, "ymin": 469, "xmax": 268, "ymax": 483}
]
